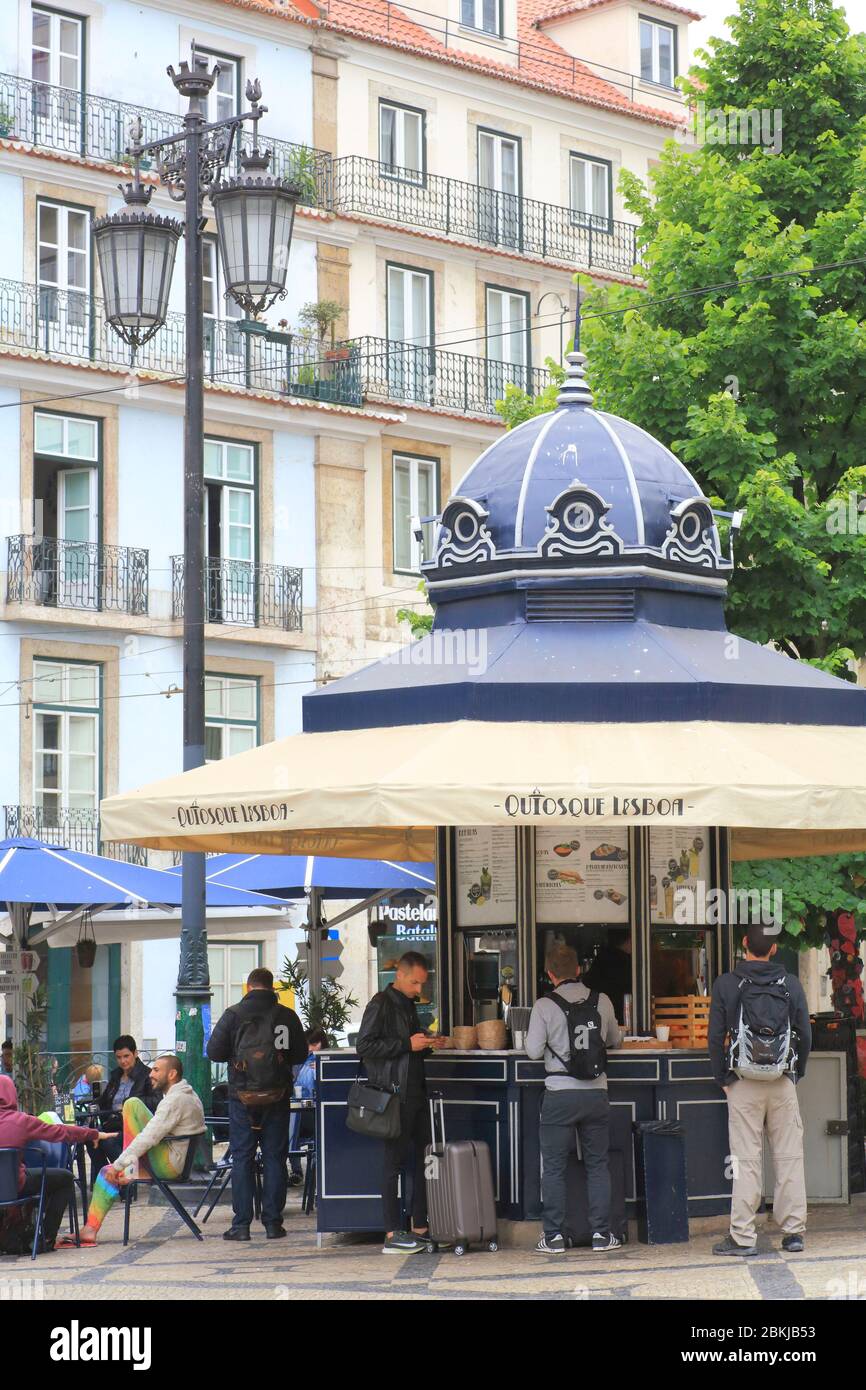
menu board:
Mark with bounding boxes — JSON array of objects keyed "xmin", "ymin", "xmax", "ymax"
[
  {"xmin": 455, "ymin": 826, "xmax": 517, "ymax": 928},
  {"xmin": 650, "ymin": 826, "xmax": 711, "ymax": 925},
  {"xmin": 535, "ymin": 827, "xmax": 629, "ymax": 924}
]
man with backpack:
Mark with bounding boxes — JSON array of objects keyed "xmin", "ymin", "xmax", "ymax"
[
  {"xmin": 526, "ymin": 941, "xmax": 623, "ymax": 1254},
  {"xmin": 709, "ymin": 921, "xmax": 812, "ymax": 1256},
  {"xmin": 207, "ymin": 967, "xmax": 307, "ymax": 1242}
]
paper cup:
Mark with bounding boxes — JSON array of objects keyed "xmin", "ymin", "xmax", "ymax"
[{"xmin": 655, "ymin": 1025, "xmax": 670, "ymax": 1042}]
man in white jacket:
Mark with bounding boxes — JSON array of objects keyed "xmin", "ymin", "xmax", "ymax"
[{"xmin": 58, "ymin": 1053, "xmax": 205, "ymax": 1248}]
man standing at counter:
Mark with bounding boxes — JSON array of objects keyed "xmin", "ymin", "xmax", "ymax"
[
  {"xmin": 356, "ymin": 950, "xmax": 448, "ymax": 1256},
  {"xmin": 526, "ymin": 942, "xmax": 623, "ymax": 1254},
  {"xmin": 709, "ymin": 922, "xmax": 811, "ymax": 1257}
]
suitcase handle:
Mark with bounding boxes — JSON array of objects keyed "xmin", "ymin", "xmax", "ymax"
[{"xmin": 428, "ymin": 1091, "xmax": 446, "ymax": 1154}]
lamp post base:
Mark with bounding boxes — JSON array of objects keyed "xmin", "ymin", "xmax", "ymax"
[{"xmin": 175, "ymin": 995, "xmax": 212, "ymax": 1168}]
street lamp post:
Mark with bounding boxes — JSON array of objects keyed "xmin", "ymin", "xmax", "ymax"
[{"xmin": 94, "ymin": 50, "xmax": 300, "ymax": 1112}]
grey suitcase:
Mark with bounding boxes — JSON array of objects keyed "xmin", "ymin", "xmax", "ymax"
[{"xmin": 425, "ymin": 1094, "xmax": 498, "ymax": 1256}]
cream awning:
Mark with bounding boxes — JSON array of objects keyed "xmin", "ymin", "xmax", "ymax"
[{"xmin": 99, "ymin": 719, "xmax": 866, "ymax": 863}]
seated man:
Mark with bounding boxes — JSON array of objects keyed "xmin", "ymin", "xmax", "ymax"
[
  {"xmin": 59, "ymin": 1053, "xmax": 205, "ymax": 1248},
  {"xmin": 0, "ymin": 1075, "xmax": 111, "ymax": 1252}
]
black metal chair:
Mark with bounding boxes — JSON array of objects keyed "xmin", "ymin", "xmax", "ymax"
[
  {"xmin": 194, "ymin": 1146, "xmax": 264, "ymax": 1224},
  {"xmin": 0, "ymin": 1147, "xmax": 46, "ymax": 1260},
  {"xmin": 121, "ymin": 1134, "xmax": 204, "ymax": 1246},
  {"xmin": 23, "ymin": 1138, "xmax": 80, "ymax": 1244}
]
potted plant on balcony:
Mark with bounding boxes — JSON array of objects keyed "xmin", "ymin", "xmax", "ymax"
[
  {"xmin": 0, "ymin": 103, "xmax": 16, "ymax": 139},
  {"xmin": 298, "ymin": 299, "xmax": 348, "ymax": 364}
]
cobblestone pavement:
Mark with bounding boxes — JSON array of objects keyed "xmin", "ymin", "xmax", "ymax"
[{"xmin": 4, "ymin": 1193, "xmax": 865, "ymax": 1301}]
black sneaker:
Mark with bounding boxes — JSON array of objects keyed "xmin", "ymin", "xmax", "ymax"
[
  {"xmin": 382, "ymin": 1230, "xmax": 427, "ymax": 1255},
  {"xmin": 591, "ymin": 1232, "xmax": 622, "ymax": 1252},
  {"xmin": 288, "ymin": 1173, "xmax": 304, "ymax": 1187},
  {"xmin": 713, "ymin": 1235, "xmax": 758, "ymax": 1257},
  {"xmin": 535, "ymin": 1233, "xmax": 567, "ymax": 1254},
  {"xmin": 781, "ymin": 1234, "xmax": 804, "ymax": 1253},
  {"xmin": 265, "ymin": 1224, "xmax": 287, "ymax": 1239},
  {"xmin": 223, "ymin": 1226, "xmax": 251, "ymax": 1242}
]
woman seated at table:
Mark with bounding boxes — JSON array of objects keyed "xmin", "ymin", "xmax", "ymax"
[{"xmin": 91, "ymin": 1036, "xmax": 156, "ymax": 1184}]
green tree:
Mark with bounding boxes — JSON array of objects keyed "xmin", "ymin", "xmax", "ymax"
[
  {"xmin": 13, "ymin": 988, "xmax": 54, "ymax": 1115},
  {"xmin": 495, "ymin": 0, "xmax": 866, "ymax": 949}
]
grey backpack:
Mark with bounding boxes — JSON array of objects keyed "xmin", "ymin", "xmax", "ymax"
[{"xmin": 728, "ymin": 973, "xmax": 796, "ymax": 1082}]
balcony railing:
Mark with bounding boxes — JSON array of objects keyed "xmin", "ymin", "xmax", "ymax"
[
  {"xmin": 4, "ymin": 805, "xmax": 147, "ymax": 865},
  {"xmin": 171, "ymin": 556, "xmax": 303, "ymax": 632},
  {"xmin": 6, "ymin": 534, "xmax": 148, "ymax": 615},
  {"xmin": 331, "ymin": 156, "xmax": 640, "ymax": 275},
  {"xmin": 0, "ymin": 70, "xmax": 641, "ymax": 276},
  {"xmin": 350, "ymin": 335, "xmax": 552, "ymax": 414},
  {"xmin": 0, "ymin": 279, "xmax": 363, "ymax": 406},
  {"xmin": 0, "ymin": 70, "xmax": 331, "ymax": 207}
]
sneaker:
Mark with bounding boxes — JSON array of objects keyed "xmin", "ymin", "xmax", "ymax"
[
  {"xmin": 781, "ymin": 1234, "xmax": 804, "ymax": 1253},
  {"xmin": 223, "ymin": 1226, "xmax": 251, "ymax": 1242},
  {"xmin": 288, "ymin": 1173, "xmax": 304, "ymax": 1187},
  {"xmin": 265, "ymin": 1224, "xmax": 287, "ymax": 1240},
  {"xmin": 382, "ymin": 1230, "xmax": 427, "ymax": 1255},
  {"xmin": 591, "ymin": 1232, "xmax": 622, "ymax": 1252},
  {"xmin": 713, "ymin": 1235, "xmax": 758, "ymax": 1257},
  {"xmin": 535, "ymin": 1233, "xmax": 567, "ymax": 1254}
]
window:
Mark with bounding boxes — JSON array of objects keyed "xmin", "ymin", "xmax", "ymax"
[
  {"xmin": 31, "ymin": 7, "xmax": 85, "ymax": 152},
  {"xmin": 386, "ymin": 264, "xmax": 433, "ymax": 403},
  {"xmin": 205, "ymin": 675, "xmax": 259, "ymax": 762},
  {"xmin": 37, "ymin": 200, "xmax": 91, "ymax": 344},
  {"xmin": 477, "ymin": 129, "xmax": 521, "ymax": 248},
  {"xmin": 32, "ymin": 411, "xmax": 100, "ymax": 609},
  {"xmin": 639, "ymin": 17, "xmax": 677, "ymax": 86},
  {"xmin": 196, "ymin": 50, "xmax": 241, "ymax": 126},
  {"xmin": 461, "ymin": 0, "xmax": 502, "ymax": 36},
  {"xmin": 569, "ymin": 154, "xmax": 612, "ymax": 229},
  {"xmin": 208, "ymin": 943, "xmax": 261, "ymax": 1025},
  {"xmin": 204, "ymin": 438, "xmax": 257, "ymax": 624},
  {"xmin": 33, "ymin": 659, "xmax": 100, "ymax": 824},
  {"xmin": 203, "ymin": 236, "xmax": 243, "ymax": 362},
  {"xmin": 393, "ymin": 454, "xmax": 438, "ymax": 573},
  {"xmin": 486, "ymin": 285, "xmax": 529, "ymax": 398},
  {"xmin": 379, "ymin": 101, "xmax": 425, "ymax": 183}
]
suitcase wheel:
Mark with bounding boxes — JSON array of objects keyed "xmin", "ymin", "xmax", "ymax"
[
  {"xmin": 425, "ymin": 1242, "xmax": 436, "ymax": 1254},
  {"xmin": 453, "ymin": 1243, "xmax": 467, "ymax": 1256},
  {"xmin": 487, "ymin": 1240, "xmax": 499, "ymax": 1253}
]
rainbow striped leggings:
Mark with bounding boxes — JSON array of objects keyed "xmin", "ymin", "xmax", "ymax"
[{"xmin": 85, "ymin": 1096, "xmax": 182, "ymax": 1235}]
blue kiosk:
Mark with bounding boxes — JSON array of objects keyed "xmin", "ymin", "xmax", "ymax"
[{"xmin": 302, "ymin": 354, "xmax": 866, "ymax": 1236}]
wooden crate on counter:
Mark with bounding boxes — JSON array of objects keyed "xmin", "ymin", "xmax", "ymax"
[{"xmin": 652, "ymin": 996, "xmax": 710, "ymax": 1048}]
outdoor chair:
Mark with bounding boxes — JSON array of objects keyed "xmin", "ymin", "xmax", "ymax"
[
  {"xmin": 0, "ymin": 1146, "xmax": 46, "ymax": 1260},
  {"xmin": 23, "ymin": 1138, "xmax": 80, "ymax": 1244},
  {"xmin": 121, "ymin": 1134, "xmax": 204, "ymax": 1246},
  {"xmin": 288, "ymin": 1136, "xmax": 316, "ymax": 1214},
  {"xmin": 194, "ymin": 1145, "xmax": 264, "ymax": 1224}
]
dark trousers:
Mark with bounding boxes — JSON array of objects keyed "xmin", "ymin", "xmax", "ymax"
[
  {"xmin": 228, "ymin": 1097, "xmax": 290, "ymax": 1229},
  {"xmin": 540, "ymin": 1088, "xmax": 611, "ymax": 1238},
  {"xmin": 382, "ymin": 1093, "xmax": 431, "ymax": 1234},
  {"xmin": 21, "ymin": 1168, "xmax": 75, "ymax": 1248}
]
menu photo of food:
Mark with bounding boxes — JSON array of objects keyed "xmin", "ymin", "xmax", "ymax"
[
  {"xmin": 649, "ymin": 827, "xmax": 710, "ymax": 924},
  {"xmin": 535, "ymin": 828, "xmax": 629, "ymax": 923},
  {"xmin": 455, "ymin": 826, "xmax": 518, "ymax": 928}
]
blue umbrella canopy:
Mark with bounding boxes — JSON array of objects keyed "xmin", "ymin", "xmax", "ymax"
[
  {"xmin": 0, "ymin": 837, "xmax": 287, "ymax": 912},
  {"xmin": 169, "ymin": 852, "xmax": 435, "ymax": 900}
]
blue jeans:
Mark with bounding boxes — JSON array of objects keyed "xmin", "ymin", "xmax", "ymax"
[{"xmin": 228, "ymin": 1096, "xmax": 290, "ymax": 1229}]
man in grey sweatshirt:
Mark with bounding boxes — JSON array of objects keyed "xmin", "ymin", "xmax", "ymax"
[{"xmin": 526, "ymin": 940, "xmax": 623, "ymax": 1254}]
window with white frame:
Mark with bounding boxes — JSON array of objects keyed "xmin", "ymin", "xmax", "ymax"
[
  {"xmin": 33, "ymin": 411, "xmax": 99, "ymax": 555},
  {"xmin": 197, "ymin": 50, "xmax": 241, "ymax": 125},
  {"xmin": 203, "ymin": 235, "xmax": 243, "ymax": 359},
  {"xmin": 569, "ymin": 154, "xmax": 612, "ymax": 227},
  {"xmin": 204, "ymin": 438, "xmax": 256, "ymax": 566},
  {"xmin": 208, "ymin": 942, "xmax": 262, "ymax": 1024},
  {"xmin": 32, "ymin": 659, "xmax": 100, "ymax": 824},
  {"xmin": 393, "ymin": 454, "xmax": 437, "ymax": 573},
  {"xmin": 639, "ymin": 16, "xmax": 677, "ymax": 86},
  {"xmin": 461, "ymin": 0, "xmax": 502, "ymax": 36},
  {"xmin": 37, "ymin": 200, "xmax": 91, "ymax": 334},
  {"xmin": 205, "ymin": 674, "xmax": 259, "ymax": 762},
  {"xmin": 32, "ymin": 7, "xmax": 84, "ymax": 91},
  {"xmin": 379, "ymin": 101, "xmax": 425, "ymax": 182}
]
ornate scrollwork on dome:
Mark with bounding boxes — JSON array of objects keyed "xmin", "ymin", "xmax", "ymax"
[
  {"xmin": 433, "ymin": 496, "xmax": 497, "ymax": 569},
  {"xmin": 538, "ymin": 482, "xmax": 624, "ymax": 559},
  {"xmin": 661, "ymin": 498, "xmax": 723, "ymax": 570}
]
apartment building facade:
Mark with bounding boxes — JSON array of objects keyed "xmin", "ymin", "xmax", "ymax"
[{"xmin": 0, "ymin": 0, "xmax": 694, "ymax": 1061}]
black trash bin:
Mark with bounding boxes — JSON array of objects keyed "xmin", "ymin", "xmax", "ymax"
[{"xmin": 633, "ymin": 1120, "xmax": 689, "ymax": 1245}]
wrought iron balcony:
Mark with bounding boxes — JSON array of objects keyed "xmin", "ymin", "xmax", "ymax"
[
  {"xmin": 6, "ymin": 534, "xmax": 148, "ymax": 615},
  {"xmin": 0, "ymin": 70, "xmax": 331, "ymax": 206},
  {"xmin": 331, "ymin": 156, "xmax": 640, "ymax": 276},
  {"xmin": 0, "ymin": 279, "xmax": 363, "ymax": 407},
  {"xmin": 350, "ymin": 335, "xmax": 552, "ymax": 414},
  {"xmin": 4, "ymin": 805, "xmax": 148, "ymax": 865},
  {"xmin": 171, "ymin": 556, "xmax": 303, "ymax": 632}
]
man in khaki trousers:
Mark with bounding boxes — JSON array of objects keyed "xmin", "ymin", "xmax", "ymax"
[{"xmin": 709, "ymin": 922, "xmax": 811, "ymax": 1256}]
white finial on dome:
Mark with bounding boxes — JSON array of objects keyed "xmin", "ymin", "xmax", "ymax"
[{"xmin": 557, "ymin": 350, "xmax": 594, "ymax": 407}]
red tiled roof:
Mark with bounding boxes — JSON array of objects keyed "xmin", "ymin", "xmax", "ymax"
[
  {"xmin": 210, "ymin": 0, "xmax": 687, "ymax": 129},
  {"xmin": 533, "ymin": 0, "xmax": 702, "ymax": 25}
]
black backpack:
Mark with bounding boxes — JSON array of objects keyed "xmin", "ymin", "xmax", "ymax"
[
  {"xmin": 729, "ymin": 972, "xmax": 797, "ymax": 1082},
  {"xmin": 548, "ymin": 988, "xmax": 608, "ymax": 1081},
  {"xmin": 233, "ymin": 1003, "xmax": 290, "ymax": 1107}
]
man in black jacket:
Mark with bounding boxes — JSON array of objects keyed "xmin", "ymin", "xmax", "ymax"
[
  {"xmin": 91, "ymin": 1035, "xmax": 156, "ymax": 1183},
  {"xmin": 207, "ymin": 967, "xmax": 306, "ymax": 1241},
  {"xmin": 709, "ymin": 922, "xmax": 812, "ymax": 1257},
  {"xmin": 356, "ymin": 950, "xmax": 448, "ymax": 1255}
]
